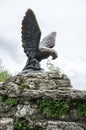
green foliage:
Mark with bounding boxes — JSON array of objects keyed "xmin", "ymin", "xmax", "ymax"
[
  {"xmin": 0, "ymin": 110, "xmax": 4, "ymax": 115},
  {"xmin": 21, "ymin": 81, "xmax": 40, "ymax": 89},
  {"xmin": 72, "ymin": 102, "xmax": 86, "ymax": 117},
  {"xmin": 37, "ymin": 99, "xmax": 69, "ymax": 119},
  {"xmin": 0, "ymin": 70, "xmax": 10, "ymax": 82},
  {"xmin": 76, "ymin": 104, "xmax": 86, "ymax": 117},
  {"xmin": 47, "ymin": 59, "xmax": 61, "ymax": 74},
  {"xmin": 0, "ymin": 60, "xmax": 10, "ymax": 82},
  {"xmin": 14, "ymin": 119, "xmax": 42, "ymax": 130},
  {"xmin": 21, "ymin": 83, "xmax": 28, "ymax": 89},
  {"xmin": 0, "ymin": 60, "xmax": 11, "ymax": 82},
  {"xmin": 0, "ymin": 96, "xmax": 4, "ymax": 102},
  {"xmin": 5, "ymin": 98, "xmax": 19, "ymax": 106},
  {"xmin": 14, "ymin": 119, "xmax": 28, "ymax": 130},
  {"xmin": 37, "ymin": 99, "xmax": 86, "ymax": 119},
  {"xmin": 0, "ymin": 96, "xmax": 19, "ymax": 107}
]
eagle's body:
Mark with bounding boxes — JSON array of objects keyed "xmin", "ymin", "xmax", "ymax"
[{"xmin": 21, "ymin": 9, "xmax": 57, "ymax": 70}]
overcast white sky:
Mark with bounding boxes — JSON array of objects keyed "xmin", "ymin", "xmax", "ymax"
[{"xmin": 0, "ymin": 0, "xmax": 86, "ymax": 90}]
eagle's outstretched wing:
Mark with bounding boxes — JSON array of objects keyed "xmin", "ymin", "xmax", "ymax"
[
  {"xmin": 21, "ymin": 9, "xmax": 41, "ymax": 58},
  {"xmin": 36, "ymin": 32, "xmax": 57, "ymax": 61},
  {"xmin": 40, "ymin": 32, "xmax": 56, "ymax": 48}
]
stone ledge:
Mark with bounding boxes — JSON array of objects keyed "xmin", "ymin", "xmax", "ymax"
[
  {"xmin": 0, "ymin": 88, "xmax": 86, "ymax": 100},
  {"xmin": 47, "ymin": 121, "xmax": 85, "ymax": 130},
  {"xmin": 0, "ymin": 118, "xmax": 85, "ymax": 130}
]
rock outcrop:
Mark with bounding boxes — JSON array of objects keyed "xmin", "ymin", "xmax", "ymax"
[{"xmin": 0, "ymin": 71, "xmax": 86, "ymax": 130}]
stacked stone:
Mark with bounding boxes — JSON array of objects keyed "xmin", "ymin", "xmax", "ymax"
[
  {"xmin": 5, "ymin": 71, "xmax": 72, "ymax": 91},
  {"xmin": 0, "ymin": 71, "xmax": 86, "ymax": 130}
]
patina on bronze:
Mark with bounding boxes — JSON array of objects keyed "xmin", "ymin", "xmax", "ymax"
[{"xmin": 21, "ymin": 9, "xmax": 58, "ymax": 71}]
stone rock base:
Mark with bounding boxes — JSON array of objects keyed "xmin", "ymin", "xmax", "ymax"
[{"xmin": 0, "ymin": 71, "xmax": 86, "ymax": 130}]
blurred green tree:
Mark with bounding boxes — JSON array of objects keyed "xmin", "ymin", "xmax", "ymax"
[
  {"xmin": 0, "ymin": 59, "xmax": 11, "ymax": 82},
  {"xmin": 47, "ymin": 59, "xmax": 61, "ymax": 74}
]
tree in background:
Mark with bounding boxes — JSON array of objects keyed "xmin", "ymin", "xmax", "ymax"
[
  {"xmin": 47, "ymin": 59, "xmax": 61, "ymax": 74},
  {"xmin": 0, "ymin": 59, "xmax": 11, "ymax": 82}
]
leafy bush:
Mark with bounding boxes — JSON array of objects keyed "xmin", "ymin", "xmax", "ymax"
[
  {"xmin": 37, "ymin": 99, "xmax": 69, "ymax": 119},
  {"xmin": 37, "ymin": 99, "xmax": 86, "ymax": 119}
]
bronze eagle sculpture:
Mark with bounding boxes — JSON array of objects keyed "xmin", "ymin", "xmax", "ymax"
[{"xmin": 21, "ymin": 9, "xmax": 58, "ymax": 70}]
